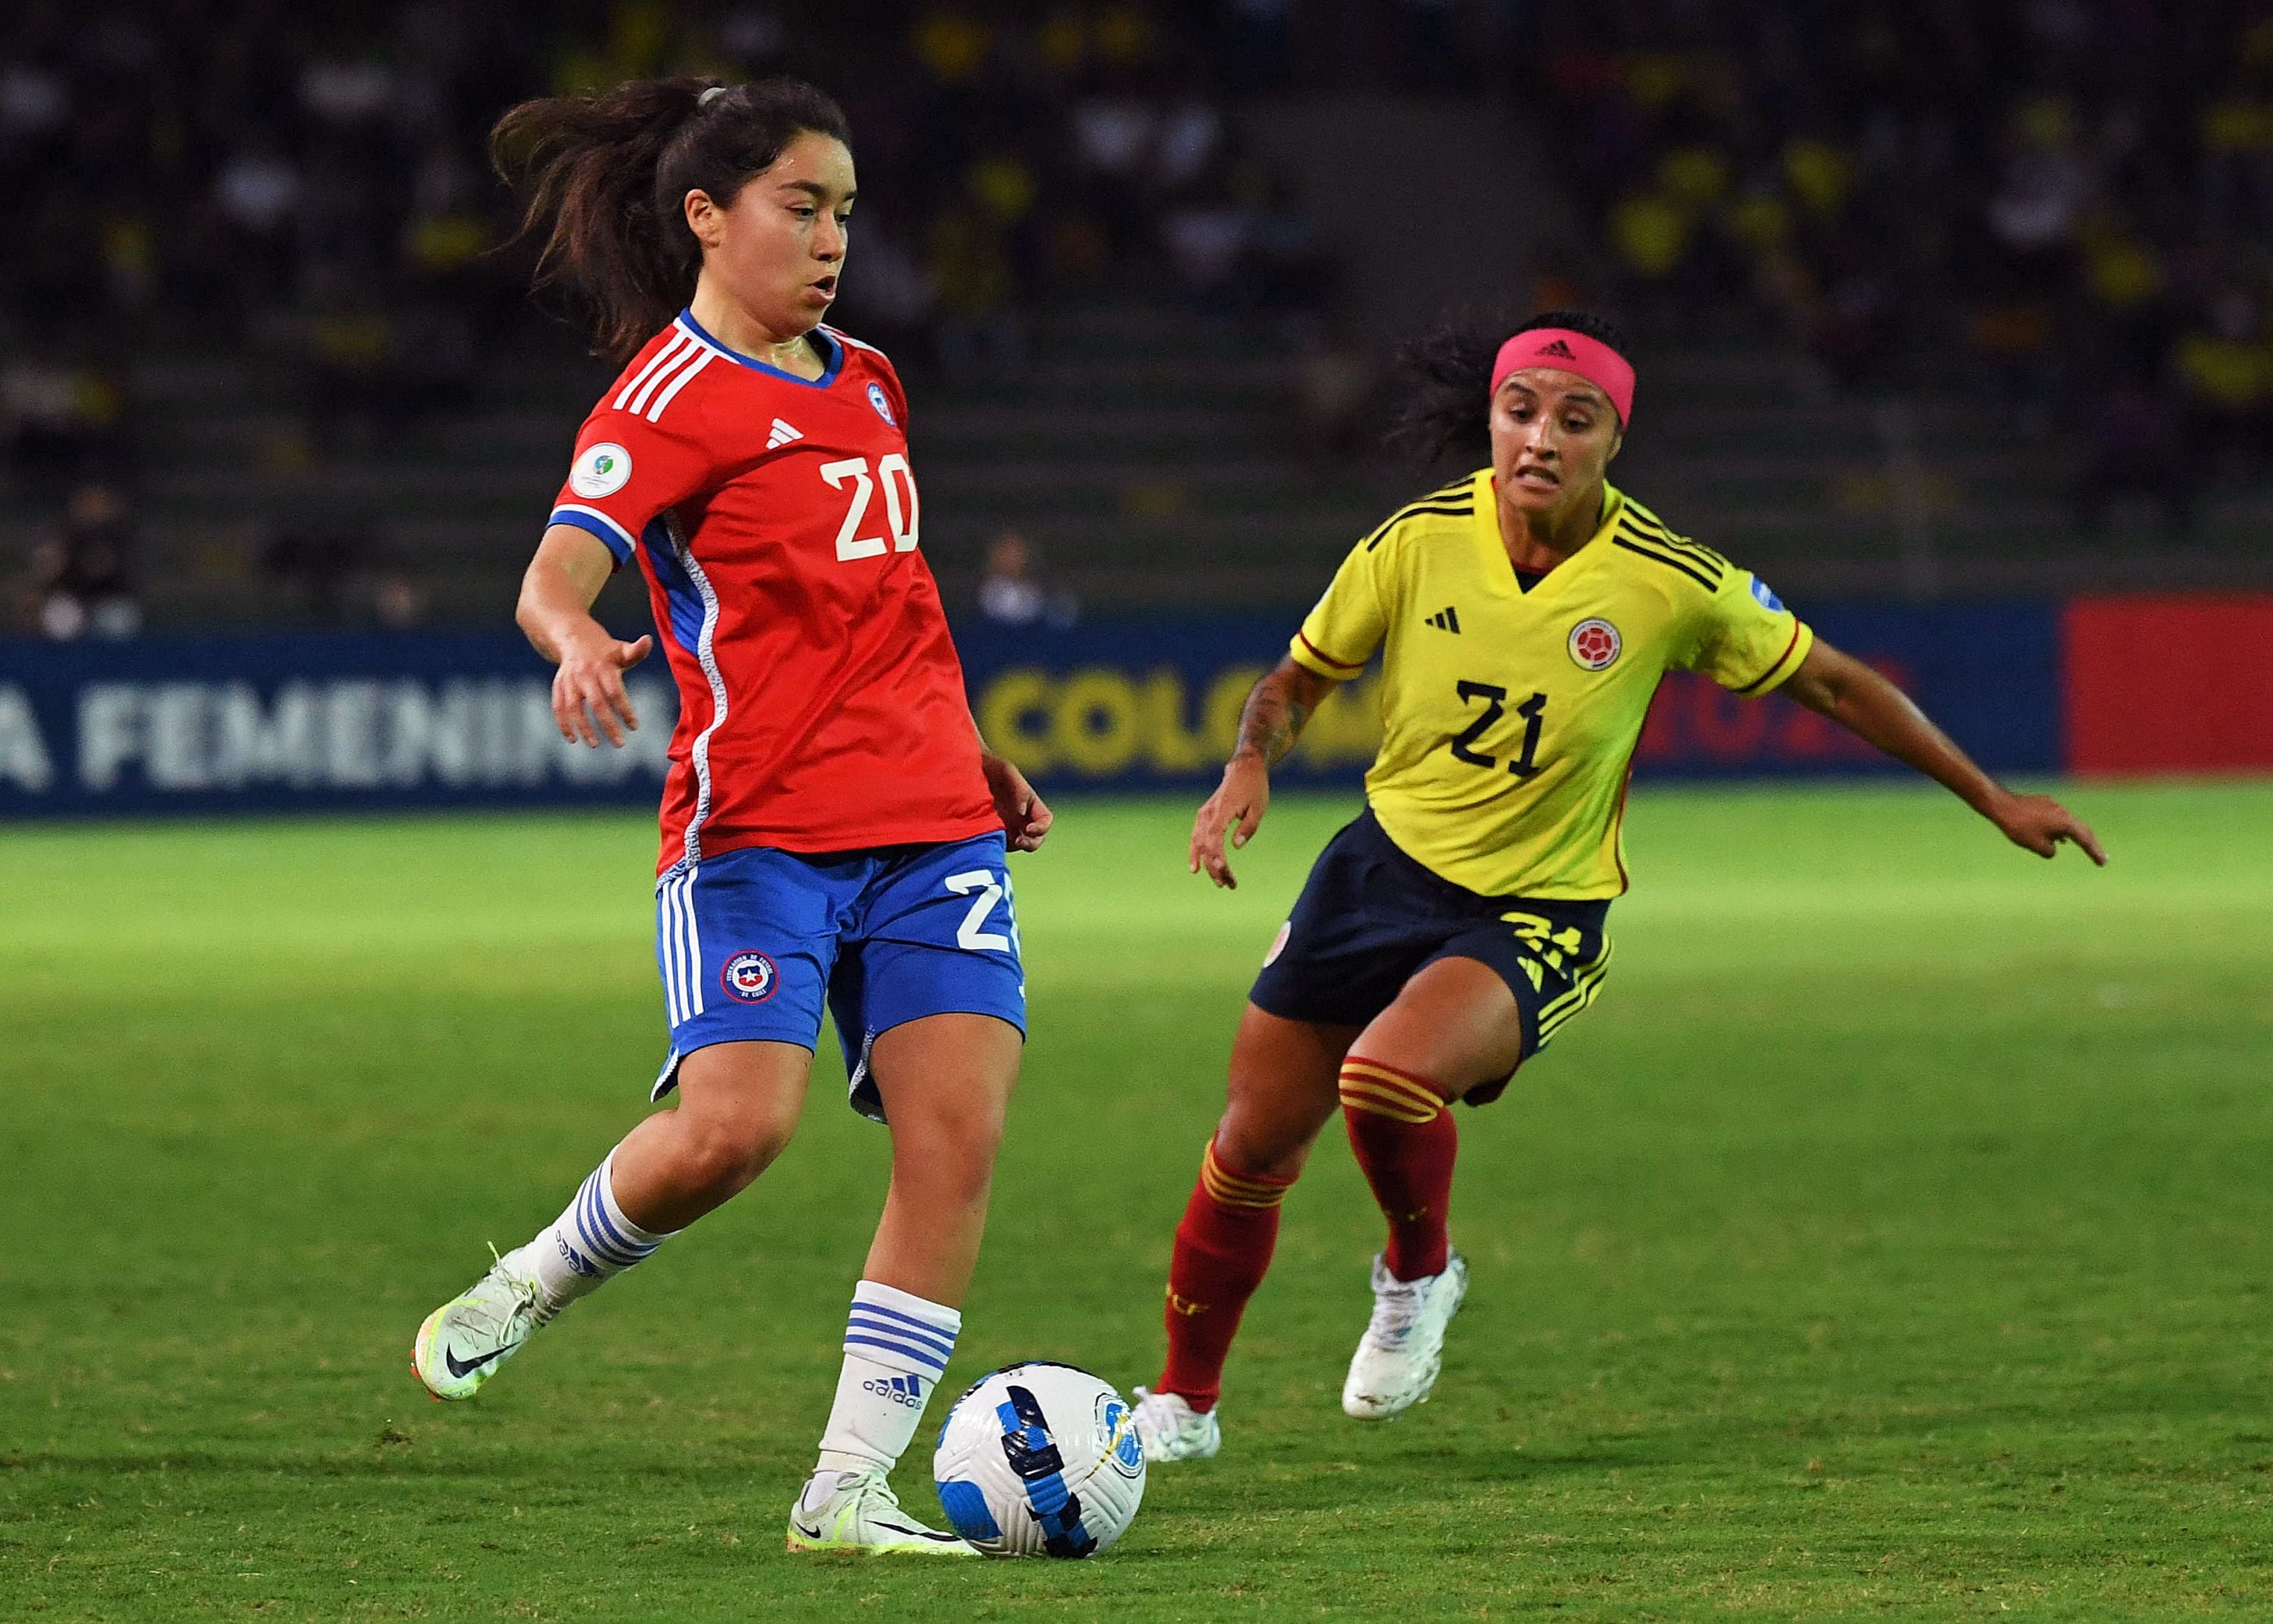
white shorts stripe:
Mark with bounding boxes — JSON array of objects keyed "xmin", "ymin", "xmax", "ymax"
[
  {"xmin": 660, "ymin": 871, "xmax": 693, "ymax": 1026},
  {"xmin": 680, "ymin": 868, "xmax": 706, "ymax": 1018},
  {"xmin": 674, "ymin": 871, "xmax": 697, "ymax": 1025},
  {"xmin": 645, "ymin": 347, "xmax": 712, "ymax": 421},
  {"xmin": 615, "ymin": 332, "xmax": 690, "ymax": 411},
  {"xmin": 664, "ymin": 870, "xmax": 689, "ymax": 1026},
  {"xmin": 657, "ymin": 877, "xmax": 680, "ymax": 1026}
]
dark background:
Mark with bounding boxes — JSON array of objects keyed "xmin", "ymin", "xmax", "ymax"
[{"xmin": 4, "ymin": 0, "xmax": 2269, "ymax": 645}]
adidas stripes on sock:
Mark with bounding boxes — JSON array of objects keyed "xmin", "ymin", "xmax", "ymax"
[
  {"xmin": 1338, "ymin": 1056, "xmax": 1457, "ymax": 1282},
  {"xmin": 814, "ymin": 1279, "xmax": 963, "ymax": 1478},
  {"xmin": 1156, "ymin": 1139, "xmax": 1294, "ymax": 1411},
  {"xmin": 515, "ymin": 1149, "xmax": 670, "ymax": 1314}
]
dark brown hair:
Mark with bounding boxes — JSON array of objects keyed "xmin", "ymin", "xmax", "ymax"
[
  {"xmin": 491, "ymin": 76, "xmax": 852, "ymax": 364},
  {"xmin": 1387, "ymin": 309, "xmax": 1631, "ymax": 468}
]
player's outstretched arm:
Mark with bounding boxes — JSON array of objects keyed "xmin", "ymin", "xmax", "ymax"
[
  {"xmin": 1780, "ymin": 638, "xmax": 2107, "ymax": 865},
  {"xmin": 1191, "ymin": 658, "xmax": 1341, "ymax": 889},
  {"xmin": 518, "ymin": 524, "xmax": 654, "ymax": 749}
]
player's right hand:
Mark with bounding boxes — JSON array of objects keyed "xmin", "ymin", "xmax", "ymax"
[
  {"xmin": 1191, "ymin": 753, "xmax": 1271, "ymax": 890},
  {"xmin": 553, "ymin": 631, "xmax": 653, "ymax": 748},
  {"xmin": 1987, "ymin": 789, "xmax": 2107, "ymax": 865}
]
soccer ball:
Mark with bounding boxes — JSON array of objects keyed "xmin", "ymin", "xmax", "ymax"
[{"xmin": 932, "ymin": 1361, "xmax": 1146, "ymax": 1558}]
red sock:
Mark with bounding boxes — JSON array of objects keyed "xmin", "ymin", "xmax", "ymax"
[
  {"xmin": 1156, "ymin": 1140, "xmax": 1294, "ymax": 1411},
  {"xmin": 1338, "ymin": 1056, "xmax": 1456, "ymax": 1281}
]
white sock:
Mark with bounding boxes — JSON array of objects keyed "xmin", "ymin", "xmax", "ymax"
[
  {"xmin": 507, "ymin": 1150, "xmax": 670, "ymax": 1315},
  {"xmin": 810, "ymin": 1280, "xmax": 962, "ymax": 1485}
]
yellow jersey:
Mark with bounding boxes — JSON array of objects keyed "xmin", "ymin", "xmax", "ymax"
[{"xmin": 1288, "ymin": 469, "xmax": 1813, "ymax": 899}]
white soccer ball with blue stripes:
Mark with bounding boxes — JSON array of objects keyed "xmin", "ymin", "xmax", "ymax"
[{"xmin": 932, "ymin": 1361, "xmax": 1146, "ymax": 1558}]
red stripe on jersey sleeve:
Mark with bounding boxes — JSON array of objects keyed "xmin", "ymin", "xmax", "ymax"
[{"xmin": 1297, "ymin": 632, "xmax": 1367, "ymax": 671}]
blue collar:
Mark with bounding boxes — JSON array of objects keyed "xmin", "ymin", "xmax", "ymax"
[{"xmin": 675, "ymin": 310, "xmax": 843, "ymax": 389}]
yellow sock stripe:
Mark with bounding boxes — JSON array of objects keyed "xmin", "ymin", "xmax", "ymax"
[
  {"xmin": 1338, "ymin": 1057, "xmax": 1438, "ymax": 1093},
  {"xmin": 1200, "ymin": 1146, "xmax": 1288, "ymax": 1209},
  {"xmin": 1337, "ymin": 1067, "xmax": 1445, "ymax": 1125},
  {"xmin": 1203, "ymin": 1172, "xmax": 1285, "ymax": 1206},
  {"xmin": 1201, "ymin": 1144, "xmax": 1283, "ymax": 1196},
  {"xmin": 1339, "ymin": 1088, "xmax": 1443, "ymax": 1125},
  {"xmin": 1338, "ymin": 1060, "xmax": 1444, "ymax": 1108},
  {"xmin": 1338, "ymin": 1079, "xmax": 1443, "ymax": 1120}
]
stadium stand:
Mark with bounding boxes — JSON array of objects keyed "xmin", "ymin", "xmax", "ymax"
[{"xmin": 3, "ymin": 1, "xmax": 2268, "ymax": 634}]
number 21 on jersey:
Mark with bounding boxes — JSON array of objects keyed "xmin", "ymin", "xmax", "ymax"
[
  {"xmin": 1449, "ymin": 680, "xmax": 1547, "ymax": 778},
  {"xmin": 821, "ymin": 454, "xmax": 920, "ymax": 561}
]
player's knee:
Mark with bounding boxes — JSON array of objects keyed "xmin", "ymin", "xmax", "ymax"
[
  {"xmin": 918, "ymin": 1094, "xmax": 1009, "ymax": 1173},
  {"xmin": 673, "ymin": 1106, "xmax": 793, "ymax": 1198},
  {"xmin": 1211, "ymin": 1109, "xmax": 1312, "ymax": 1183},
  {"xmin": 888, "ymin": 1090, "xmax": 1006, "ymax": 1201}
]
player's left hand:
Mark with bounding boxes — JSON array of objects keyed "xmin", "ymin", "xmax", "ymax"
[
  {"xmin": 982, "ymin": 752, "xmax": 1053, "ymax": 852},
  {"xmin": 1987, "ymin": 790, "xmax": 2107, "ymax": 865}
]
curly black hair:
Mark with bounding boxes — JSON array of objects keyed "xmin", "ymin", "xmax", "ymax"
[{"xmin": 1385, "ymin": 309, "xmax": 1631, "ymax": 469}]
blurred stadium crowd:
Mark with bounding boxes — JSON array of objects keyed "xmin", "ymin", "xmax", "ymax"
[
  {"xmin": 4, "ymin": 1, "xmax": 2269, "ymax": 635},
  {"xmin": 1, "ymin": 0, "xmax": 1355, "ymax": 632},
  {"xmin": 1537, "ymin": 0, "xmax": 2273, "ymax": 531}
]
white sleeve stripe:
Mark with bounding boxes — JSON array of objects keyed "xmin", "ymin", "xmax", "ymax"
[
  {"xmin": 613, "ymin": 331, "xmax": 692, "ymax": 411},
  {"xmin": 550, "ymin": 504, "xmax": 638, "ymax": 552},
  {"xmin": 645, "ymin": 347, "xmax": 713, "ymax": 421},
  {"xmin": 628, "ymin": 341, "xmax": 700, "ymax": 416}
]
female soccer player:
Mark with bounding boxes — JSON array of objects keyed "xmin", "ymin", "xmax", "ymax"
[
  {"xmin": 408, "ymin": 78, "xmax": 1051, "ymax": 1555},
  {"xmin": 1131, "ymin": 311, "xmax": 2104, "ymax": 1462}
]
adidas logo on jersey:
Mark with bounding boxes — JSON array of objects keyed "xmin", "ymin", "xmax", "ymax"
[
  {"xmin": 1537, "ymin": 338, "xmax": 1576, "ymax": 359},
  {"xmin": 1425, "ymin": 606, "xmax": 1462, "ymax": 633},
  {"xmin": 767, "ymin": 418, "xmax": 803, "ymax": 449}
]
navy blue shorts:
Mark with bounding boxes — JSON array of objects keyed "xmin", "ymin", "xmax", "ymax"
[
  {"xmin": 1249, "ymin": 809, "xmax": 1611, "ymax": 1100},
  {"xmin": 651, "ymin": 832, "xmax": 1026, "ymax": 1123}
]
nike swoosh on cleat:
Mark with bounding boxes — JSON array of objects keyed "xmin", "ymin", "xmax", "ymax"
[
  {"xmin": 872, "ymin": 1519, "xmax": 950, "ymax": 1539},
  {"xmin": 443, "ymin": 1344, "xmax": 514, "ymax": 1379}
]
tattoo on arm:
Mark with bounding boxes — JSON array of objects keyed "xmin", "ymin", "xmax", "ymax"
[{"xmin": 1235, "ymin": 666, "xmax": 1315, "ymax": 768}]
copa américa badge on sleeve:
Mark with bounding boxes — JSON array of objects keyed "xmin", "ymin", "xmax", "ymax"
[{"xmin": 570, "ymin": 442, "xmax": 633, "ymax": 498}]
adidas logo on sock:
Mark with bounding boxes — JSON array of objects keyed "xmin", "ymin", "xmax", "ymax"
[
  {"xmin": 862, "ymin": 1373, "xmax": 927, "ymax": 1408},
  {"xmin": 1425, "ymin": 606, "xmax": 1462, "ymax": 633},
  {"xmin": 767, "ymin": 418, "xmax": 803, "ymax": 449},
  {"xmin": 1537, "ymin": 338, "xmax": 1576, "ymax": 359}
]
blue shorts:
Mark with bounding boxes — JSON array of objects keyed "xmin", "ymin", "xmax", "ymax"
[
  {"xmin": 650, "ymin": 831, "xmax": 1026, "ymax": 1123},
  {"xmin": 1248, "ymin": 808, "xmax": 1611, "ymax": 1103}
]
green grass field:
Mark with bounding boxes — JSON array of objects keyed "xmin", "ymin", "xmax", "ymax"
[{"xmin": 4, "ymin": 780, "xmax": 2272, "ymax": 1620}]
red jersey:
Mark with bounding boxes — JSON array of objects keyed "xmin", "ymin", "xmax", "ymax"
[{"xmin": 548, "ymin": 312, "xmax": 996, "ymax": 874}]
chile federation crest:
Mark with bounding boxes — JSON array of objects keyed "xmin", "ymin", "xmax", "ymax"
[{"xmin": 721, "ymin": 951, "xmax": 779, "ymax": 1003}]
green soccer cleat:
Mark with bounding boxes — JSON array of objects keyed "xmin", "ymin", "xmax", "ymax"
[
  {"xmin": 786, "ymin": 1468, "xmax": 977, "ymax": 1556},
  {"xmin": 411, "ymin": 1247, "xmax": 553, "ymax": 1401}
]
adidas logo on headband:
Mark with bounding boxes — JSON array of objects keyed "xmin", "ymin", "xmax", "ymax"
[{"xmin": 1493, "ymin": 325, "xmax": 1637, "ymax": 425}]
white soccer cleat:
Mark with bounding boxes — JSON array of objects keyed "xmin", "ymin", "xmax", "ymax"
[
  {"xmin": 411, "ymin": 1247, "xmax": 554, "ymax": 1402},
  {"xmin": 1129, "ymin": 1385, "xmax": 1222, "ymax": 1463},
  {"xmin": 786, "ymin": 1467, "xmax": 977, "ymax": 1556},
  {"xmin": 1341, "ymin": 1251, "xmax": 1468, "ymax": 1420}
]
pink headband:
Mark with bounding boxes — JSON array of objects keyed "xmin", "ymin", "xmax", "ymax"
[{"xmin": 1490, "ymin": 327, "xmax": 1635, "ymax": 426}]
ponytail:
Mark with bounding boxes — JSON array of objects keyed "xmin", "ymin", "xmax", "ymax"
[
  {"xmin": 1386, "ymin": 308, "xmax": 1631, "ymax": 468},
  {"xmin": 492, "ymin": 76, "xmax": 852, "ymax": 365}
]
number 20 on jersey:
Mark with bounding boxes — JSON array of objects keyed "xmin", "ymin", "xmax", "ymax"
[{"xmin": 822, "ymin": 454, "xmax": 920, "ymax": 560}]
